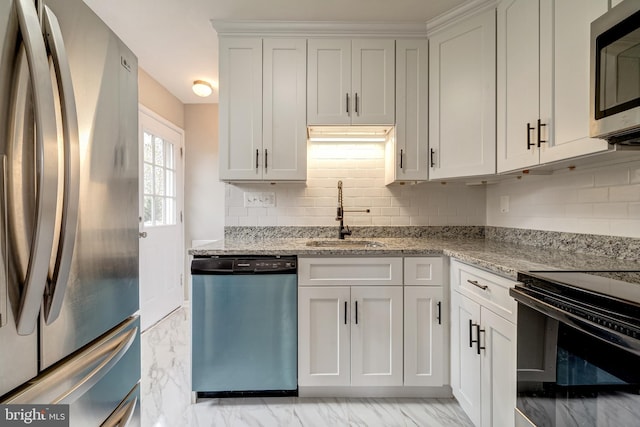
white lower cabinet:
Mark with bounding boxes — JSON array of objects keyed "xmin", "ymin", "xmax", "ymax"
[
  {"xmin": 450, "ymin": 259, "xmax": 517, "ymax": 427},
  {"xmin": 404, "ymin": 286, "xmax": 445, "ymax": 386},
  {"xmin": 298, "ymin": 256, "xmax": 447, "ymax": 394},
  {"xmin": 298, "ymin": 285, "xmax": 403, "ymax": 387}
]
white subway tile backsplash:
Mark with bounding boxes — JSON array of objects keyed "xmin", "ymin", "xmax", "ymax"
[
  {"xmin": 577, "ymin": 187, "xmax": 609, "ymax": 203},
  {"xmin": 487, "ymin": 161, "xmax": 640, "ymax": 238}
]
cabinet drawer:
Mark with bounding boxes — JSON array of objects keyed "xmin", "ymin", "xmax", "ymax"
[
  {"xmin": 298, "ymin": 257, "xmax": 402, "ymax": 286},
  {"xmin": 451, "ymin": 259, "xmax": 517, "ymax": 323},
  {"xmin": 404, "ymin": 257, "xmax": 444, "ymax": 286}
]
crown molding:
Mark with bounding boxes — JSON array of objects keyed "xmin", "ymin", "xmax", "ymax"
[
  {"xmin": 211, "ymin": 20, "xmax": 428, "ymax": 38},
  {"xmin": 426, "ymin": 0, "xmax": 497, "ymax": 36}
]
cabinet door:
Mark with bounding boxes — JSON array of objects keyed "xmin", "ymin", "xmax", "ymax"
[
  {"xmin": 497, "ymin": 0, "xmax": 541, "ymax": 173},
  {"xmin": 351, "ymin": 286, "xmax": 403, "ymax": 386},
  {"xmin": 480, "ymin": 307, "xmax": 516, "ymax": 427},
  {"xmin": 429, "ymin": 9, "xmax": 496, "ymax": 179},
  {"xmin": 351, "ymin": 39, "xmax": 395, "ymax": 125},
  {"xmin": 298, "ymin": 287, "xmax": 351, "ymax": 386},
  {"xmin": 263, "ymin": 38, "xmax": 307, "ymax": 180},
  {"xmin": 307, "ymin": 39, "xmax": 351, "ymax": 125},
  {"xmin": 219, "ymin": 37, "xmax": 263, "ymax": 180},
  {"xmin": 392, "ymin": 39, "xmax": 428, "ymax": 182},
  {"xmin": 538, "ymin": 0, "xmax": 609, "ymax": 164},
  {"xmin": 451, "ymin": 292, "xmax": 481, "ymax": 427},
  {"xmin": 404, "ymin": 286, "xmax": 445, "ymax": 386}
]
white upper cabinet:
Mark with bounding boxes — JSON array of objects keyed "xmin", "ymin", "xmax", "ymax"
[
  {"xmin": 429, "ymin": 8, "xmax": 496, "ymax": 180},
  {"xmin": 497, "ymin": 0, "xmax": 609, "ymax": 173},
  {"xmin": 538, "ymin": 0, "xmax": 609, "ymax": 164},
  {"xmin": 219, "ymin": 38, "xmax": 262, "ymax": 180},
  {"xmin": 386, "ymin": 39, "xmax": 429, "ymax": 184},
  {"xmin": 262, "ymin": 38, "xmax": 308, "ymax": 180},
  {"xmin": 219, "ymin": 37, "xmax": 307, "ymax": 181},
  {"xmin": 307, "ymin": 39, "xmax": 395, "ymax": 125}
]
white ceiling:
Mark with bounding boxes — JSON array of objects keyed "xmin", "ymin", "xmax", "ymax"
[{"xmin": 82, "ymin": 0, "xmax": 468, "ymax": 104}]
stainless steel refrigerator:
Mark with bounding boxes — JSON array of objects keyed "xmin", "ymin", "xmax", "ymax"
[{"xmin": 0, "ymin": 0, "xmax": 140, "ymax": 425}]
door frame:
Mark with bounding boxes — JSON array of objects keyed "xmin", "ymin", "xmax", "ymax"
[{"xmin": 138, "ymin": 104, "xmax": 186, "ymax": 325}]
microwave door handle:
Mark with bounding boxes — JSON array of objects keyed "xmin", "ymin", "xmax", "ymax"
[
  {"xmin": 14, "ymin": 0, "xmax": 60, "ymax": 336},
  {"xmin": 42, "ymin": 6, "xmax": 80, "ymax": 325}
]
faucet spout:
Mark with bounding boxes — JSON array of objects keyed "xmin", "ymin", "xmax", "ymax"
[{"xmin": 335, "ymin": 180, "xmax": 369, "ymax": 239}]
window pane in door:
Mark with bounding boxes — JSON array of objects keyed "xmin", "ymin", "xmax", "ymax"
[{"xmin": 143, "ymin": 130, "xmax": 177, "ymax": 226}]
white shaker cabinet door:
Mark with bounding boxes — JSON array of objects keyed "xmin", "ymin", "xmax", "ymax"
[
  {"xmin": 350, "ymin": 286, "xmax": 403, "ymax": 387},
  {"xmin": 262, "ymin": 38, "xmax": 307, "ymax": 180},
  {"xmin": 404, "ymin": 286, "xmax": 445, "ymax": 386},
  {"xmin": 451, "ymin": 291, "xmax": 482, "ymax": 427},
  {"xmin": 539, "ymin": 0, "xmax": 609, "ymax": 164},
  {"xmin": 351, "ymin": 39, "xmax": 395, "ymax": 125},
  {"xmin": 429, "ymin": 8, "xmax": 496, "ymax": 180},
  {"xmin": 497, "ymin": 0, "xmax": 541, "ymax": 173},
  {"xmin": 298, "ymin": 286, "xmax": 351, "ymax": 387},
  {"xmin": 218, "ymin": 37, "xmax": 263, "ymax": 180},
  {"xmin": 480, "ymin": 306, "xmax": 517, "ymax": 427},
  {"xmin": 307, "ymin": 39, "xmax": 351, "ymax": 125}
]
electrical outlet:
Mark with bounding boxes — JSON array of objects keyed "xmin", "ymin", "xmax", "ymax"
[
  {"xmin": 244, "ymin": 192, "xmax": 276, "ymax": 208},
  {"xmin": 500, "ymin": 195, "xmax": 510, "ymax": 213}
]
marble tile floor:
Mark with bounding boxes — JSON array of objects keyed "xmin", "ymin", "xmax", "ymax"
[{"xmin": 141, "ymin": 305, "xmax": 474, "ymax": 427}]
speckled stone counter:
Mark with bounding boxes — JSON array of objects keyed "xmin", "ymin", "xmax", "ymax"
[{"xmin": 189, "ymin": 226, "xmax": 640, "ymax": 280}]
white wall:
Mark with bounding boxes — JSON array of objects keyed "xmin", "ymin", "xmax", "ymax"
[
  {"xmin": 184, "ymin": 104, "xmax": 225, "ymax": 242},
  {"xmin": 486, "ymin": 161, "xmax": 640, "ymax": 238},
  {"xmin": 225, "ymin": 141, "xmax": 487, "ymax": 227}
]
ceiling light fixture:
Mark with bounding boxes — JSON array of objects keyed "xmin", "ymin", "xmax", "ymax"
[{"xmin": 192, "ymin": 80, "xmax": 213, "ymax": 97}]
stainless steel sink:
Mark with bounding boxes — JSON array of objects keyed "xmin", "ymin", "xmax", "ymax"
[{"xmin": 305, "ymin": 240, "xmax": 385, "ymax": 248}]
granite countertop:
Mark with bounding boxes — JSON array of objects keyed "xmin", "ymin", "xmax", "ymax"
[{"xmin": 189, "ymin": 236, "xmax": 640, "ymax": 280}]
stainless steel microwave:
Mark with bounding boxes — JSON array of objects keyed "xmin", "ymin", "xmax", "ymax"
[{"xmin": 590, "ymin": 0, "xmax": 640, "ymax": 144}]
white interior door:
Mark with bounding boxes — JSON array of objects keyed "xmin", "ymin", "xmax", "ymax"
[{"xmin": 139, "ymin": 106, "xmax": 184, "ymax": 331}]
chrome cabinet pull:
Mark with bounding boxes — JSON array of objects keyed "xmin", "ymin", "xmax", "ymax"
[
  {"xmin": 400, "ymin": 149, "xmax": 404, "ymax": 169},
  {"xmin": 42, "ymin": 6, "xmax": 81, "ymax": 326},
  {"xmin": 264, "ymin": 149, "xmax": 268, "ymax": 171},
  {"xmin": 430, "ymin": 148, "xmax": 436, "ymax": 167},
  {"xmin": 346, "ymin": 93, "xmax": 349, "ymax": 114},
  {"xmin": 526, "ymin": 123, "xmax": 535, "ymax": 150},
  {"xmin": 537, "ymin": 119, "xmax": 547, "ymax": 147},
  {"xmin": 355, "ymin": 93, "xmax": 359, "ymax": 115},
  {"xmin": 255, "ymin": 149, "xmax": 259, "ymax": 170},
  {"xmin": 467, "ymin": 279, "xmax": 488, "ymax": 290},
  {"xmin": 469, "ymin": 319, "xmax": 474, "ymax": 348},
  {"xmin": 437, "ymin": 301, "xmax": 442, "ymax": 325},
  {"xmin": 13, "ymin": 0, "xmax": 59, "ymax": 335}
]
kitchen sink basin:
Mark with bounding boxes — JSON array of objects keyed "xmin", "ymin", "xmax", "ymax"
[{"xmin": 305, "ymin": 240, "xmax": 385, "ymax": 248}]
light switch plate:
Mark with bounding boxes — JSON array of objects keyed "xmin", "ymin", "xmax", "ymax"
[{"xmin": 244, "ymin": 192, "xmax": 276, "ymax": 208}]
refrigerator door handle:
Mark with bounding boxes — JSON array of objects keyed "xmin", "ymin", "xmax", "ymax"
[
  {"xmin": 0, "ymin": 156, "xmax": 6, "ymax": 328},
  {"xmin": 41, "ymin": 6, "xmax": 80, "ymax": 325},
  {"xmin": 13, "ymin": 0, "xmax": 60, "ymax": 336},
  {"xmin": 101, "ymin": 384, "xmax": 139, "ymax": 427},
  {"xmin": 3, "ymin": 317, "xmax": 138, "ymax": 404}
]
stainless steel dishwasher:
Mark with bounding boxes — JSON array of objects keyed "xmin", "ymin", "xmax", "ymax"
[{"xmin": 191, "ymin": 256, "xmax": 297, "ymax": 398}]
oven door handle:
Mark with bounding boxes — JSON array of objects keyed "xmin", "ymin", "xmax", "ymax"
[{"xmin": 510, "ymin": 286, "xmax": 640, "ymax": 357}]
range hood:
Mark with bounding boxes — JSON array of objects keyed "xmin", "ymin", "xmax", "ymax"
[{"xmin": 307, "ymin": 125, "xmax": 393, "ymax": 142}]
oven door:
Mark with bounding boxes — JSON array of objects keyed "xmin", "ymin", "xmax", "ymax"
[{"xmin": 513, "ymin": 301, "xmax": 640, "ymax": 427}]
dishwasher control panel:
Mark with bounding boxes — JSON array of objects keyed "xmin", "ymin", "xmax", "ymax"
[{"xmin": 191, "ymin": 256, "xmax": 297, "ymax": 275}]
